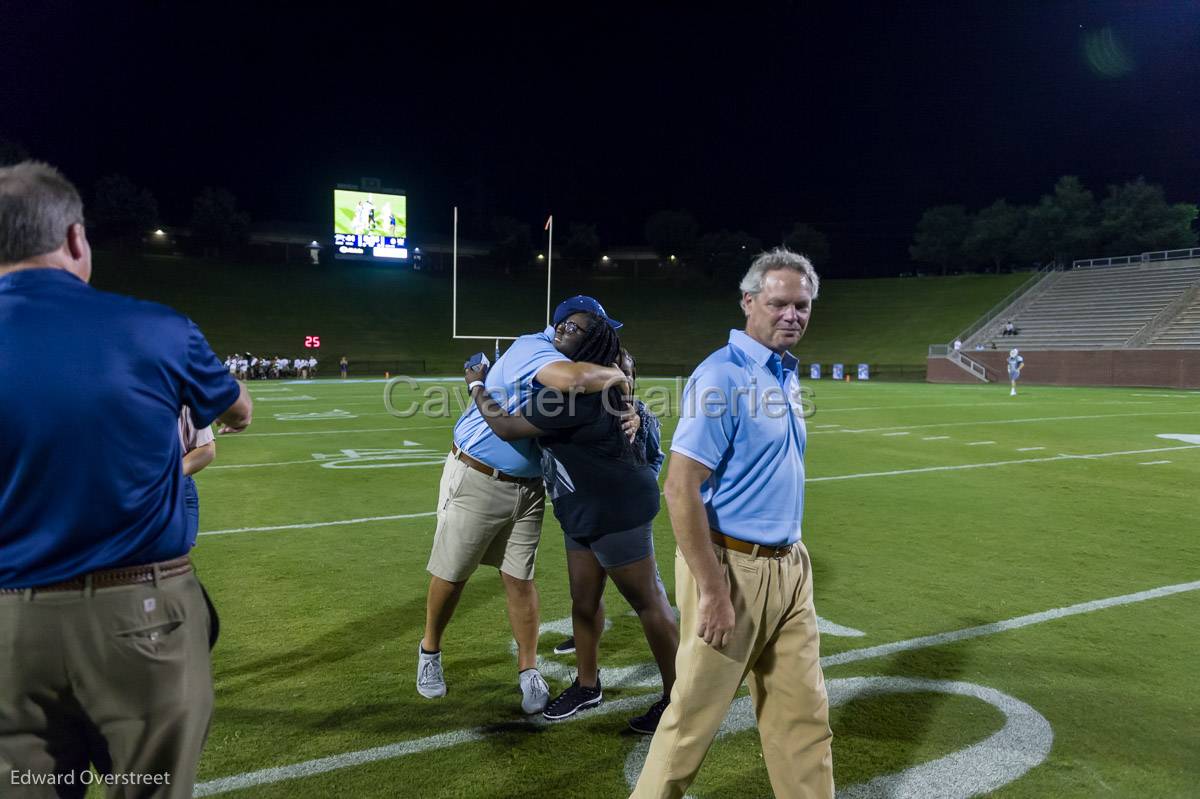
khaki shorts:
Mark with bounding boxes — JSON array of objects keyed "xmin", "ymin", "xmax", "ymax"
[{"xmin": 426, "ymin": 453, "xmax": 546, "ymax": 582}]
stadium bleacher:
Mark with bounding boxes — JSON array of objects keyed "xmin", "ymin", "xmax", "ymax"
[{"xmin": 968, "ymin": 259, "xmax": 1200, "ymax": 349}]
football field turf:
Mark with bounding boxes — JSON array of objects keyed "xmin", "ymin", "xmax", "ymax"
[{"xmin": 185, "ymin": 379, "xmax": 1199, "ymax": 798}]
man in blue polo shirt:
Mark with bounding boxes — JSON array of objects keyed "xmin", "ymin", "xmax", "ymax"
[
  {"xmin": 631, "ymin": 248, "xmax": 834, "ymax": 799},
  {"xmin": 0, "ymin": 162, "xmax": 252, "ymax": 796},
  {"xmin": 418, "ymin": 296, "xmax": 632, "ymax": 714}
]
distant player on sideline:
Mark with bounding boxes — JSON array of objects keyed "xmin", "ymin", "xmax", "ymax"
[{"xmin": 1008, "ymin": 348, "xmax": 1024, "ymax": 396}]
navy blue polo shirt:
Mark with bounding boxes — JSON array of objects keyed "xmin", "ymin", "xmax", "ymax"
[{"xmin": 0, "ymin": 268, "xmax": 240, "ymax": 588}]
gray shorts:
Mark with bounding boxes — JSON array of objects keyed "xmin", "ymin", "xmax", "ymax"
[{"xmin": 563, "ymin": 521, "xmax": 655, "ymax": 570}]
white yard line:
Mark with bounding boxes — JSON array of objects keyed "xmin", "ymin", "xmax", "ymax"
[
  {"xmin": 190, "ymin": 578, "xmax": 1200, "ymax": 797},
  {"xmin": 207, "ymin": 459, "xmax": 322, "ymax": 470},
  {"xmin": 1016, "ymin": 447, "xmax": 1045, "ymax": 452},
  {"xmin": 807, "ymin": 444, "xmax": 1200, "ymax": 483},
  {"xmin": 222, "ymin": 424, "xmax": 454, "ymax": 439},
  {"xmin": 966, "ymin": 441, "xmax": 996, "ymax": 446},
  {"xmin": 1138, "ymin": 460, "xmax": 1171, "ymax": 466},
  {"xmin": 922, "ymin": 436, "xmax": 950, "ymax": 441},
  {"xmin": 810, "ymin": 409, "xmax": 1200, "ymax": 435},
  {"xmin": 198, "ymin": 512, "xmax": 436, "ymax": 537},
  {"xmin": 882, "ymin": 432, "xmax": 911, "ymax": 437}
]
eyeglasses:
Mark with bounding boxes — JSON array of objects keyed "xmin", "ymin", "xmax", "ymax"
[{"xmin": 557, "ymin": 320, "xmax": 590, "ymax": 335}]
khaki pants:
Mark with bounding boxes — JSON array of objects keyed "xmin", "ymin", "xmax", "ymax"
[
  {"xmin": 426, "ymin": 454, "xmax": 545, "ymax": 582},
  {"xmin": 0, "ymin": 571, "xmax": 214, "ymax": 798},
  {"xmin": 631, "ymin": 541, "xmax": 833, "ymax": 799}
]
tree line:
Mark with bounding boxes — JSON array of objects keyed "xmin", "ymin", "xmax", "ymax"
[{"xmin": 910, "ymin": 176, "xmax": 1198, "ymax": 275}]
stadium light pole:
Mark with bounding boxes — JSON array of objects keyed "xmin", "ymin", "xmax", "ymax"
[{"xmin": 544, "ymin": 214, "xmax": 553, "ymax": 328}]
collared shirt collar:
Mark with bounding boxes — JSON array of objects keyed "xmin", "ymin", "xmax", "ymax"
[
  {"xmin": 727, "ymin": 329, "xmax": 799, "ymax": 375},
  {"xmin": 0, "ymin": 266, "xmax": 85, "ymax": 292}
]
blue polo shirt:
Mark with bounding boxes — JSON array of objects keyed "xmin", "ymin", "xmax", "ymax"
[
  {"xmin": 452, "ymin": 327, "xmax": 567, "ymax": 478},
  {"xmin": 670, "ymin": 329, "xmax": 807, "ymax": 546},
  {"xmin": 0, "ymin": 268, "xmax": 240, "ymax": 588}
]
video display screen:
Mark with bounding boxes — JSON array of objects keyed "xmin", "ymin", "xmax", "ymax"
[{"xmin": 333, "ymin": 189, "xmax": 407, "ymax": 260}]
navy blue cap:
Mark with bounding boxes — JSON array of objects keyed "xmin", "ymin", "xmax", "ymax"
[{"xmin": 552, "ymin": 295, "xmax": 623, "ymax": 330}]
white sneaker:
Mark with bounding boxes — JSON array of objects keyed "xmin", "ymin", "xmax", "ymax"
[
  {"xmin": 417, "ymin": 645, "xmax": 446, "ymax": 699},
  {"xmin": 519, "ymin": 668, "xmax": 550, "ymax": 714},
  {"xmin": 1010, "ymin": 389, "xmax": 1017, "ymax": 396}
]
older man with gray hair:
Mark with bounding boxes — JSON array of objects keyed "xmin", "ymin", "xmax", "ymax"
[
  {"xmin": 631, "ymin": 247, "xmax": 833, "ymax": 799},
  {"xmin": 0, "ymin": 162, "xmax": 251, "ymax": 796}
]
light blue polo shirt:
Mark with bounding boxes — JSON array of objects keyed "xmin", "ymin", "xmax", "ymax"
[
  {"xmin": 670, "ymin": 329, "xmax": 806, "ymax": 545},
  {"xmin": 452, "ymin": 327, "xmax": 567, "ymax": 478}
]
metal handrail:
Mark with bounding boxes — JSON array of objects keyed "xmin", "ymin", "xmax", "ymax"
[
  {"xmin": 947, "ymin": 264, "xmax": 1057, "ymax": 346},
  {"xmin": 1073, "ymin": 247, "xmax": 1200, "ymax": 269}
]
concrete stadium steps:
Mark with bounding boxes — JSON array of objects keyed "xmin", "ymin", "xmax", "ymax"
[
  {"xmin": 1148, "ymin": 292, "xmax": 1200, "ymax": 348},
  {"xmin": 980, "ymin": 262, "xmax": 1200, "ymax": 349}
]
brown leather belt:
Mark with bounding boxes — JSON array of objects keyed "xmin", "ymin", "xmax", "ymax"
[
  {"xmin": 711, "ymin": 531, "xmax": 793, "ymax": 559},
  {"xmin": 0, "ymin": 555, "xmax": 193, "ymax": 594},
  {"xmin": 451, "ymin": 445, "xmax": 540, "ymax": 485}
]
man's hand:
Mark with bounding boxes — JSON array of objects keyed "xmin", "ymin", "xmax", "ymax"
[
  {"xmin": 621, "ymin": 401, "xmax": 640, "ymax": 442},
  {"xmin": 464, "ymin": 361, "xmax": 489, "ymax": 386},
  {"xmin": 696, "ymin": 583, "xmax": 736, "ymax": 649}
]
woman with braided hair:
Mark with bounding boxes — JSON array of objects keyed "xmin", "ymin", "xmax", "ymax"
[{"xmin": 465, "ymin": 311, "xmax": 678, "ymax": 733}]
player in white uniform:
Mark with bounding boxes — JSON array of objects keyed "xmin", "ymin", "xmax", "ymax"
[{"xmin": 1007, "ymin": 348, "xmax": 1024, "ymax": 396}]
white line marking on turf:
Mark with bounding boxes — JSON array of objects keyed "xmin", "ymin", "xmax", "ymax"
[
  {"xmin": 966, "ymin": 441, "xmax": 996, "ymax": 446},
  {"xmin": 882, "ymin": 432, "xmax": 911, "ymax": 437},
  {"xmin": 1016, "ymin": 447, "xmax": 1045, "ymax": 452},
  {"xmin": 806, "ymin": 444, "xmax": 1200, "ymax": 483},
  {"xmin": 820, "ymin": 579, "xmax": 1200, "ymax": 668},
  {"xmin": 207, "ymin": 459, "xmax": 322, "ymax": 470},
  {"xmin": 197, "ymin": 512, "xmax": 436, "ymax": 537},
  {"xmin": 254, "ymin": 395, "xmax": 317, "ymax": 402},
  {"xmin": 1138, "ymin": 460, "xmax": 1171, "ymax": 465},
  {"xmin": 624, "ymin": 678, "xmax": 1053, "ymax": 799},
  {"xmin": 222, "ymin": 424, "xmax": 454, "ymax": 439},
  {"xmin": 191, "ymin": 579, "xmax": 1198, "ymax": 797},
  {"xmin": 811, "ymin": 410, "xmax": 1200, "ymax": 435},
  {"xmin": 1157, "ymin": 433, "xmax": 1200, "ymax": 445},
  {"xmin": 922, "ymin": 436, "xmax": 950, "ymax": 441}
]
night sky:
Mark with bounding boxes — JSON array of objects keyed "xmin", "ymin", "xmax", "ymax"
[{"xmin": 3, "ymin": 1, "xmax": 1198, "ymax": 273}]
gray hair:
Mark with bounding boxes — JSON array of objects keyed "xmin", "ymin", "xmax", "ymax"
[
  {"xmin": 0, "ymin": 161, "xmax": 85, "ymax": 265},
  {"xmin": 738, "ymin": 246, "xmax": 820, "ymax": 301}
]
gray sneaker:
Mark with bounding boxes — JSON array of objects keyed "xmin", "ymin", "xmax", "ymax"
[
  {"xmin": 519, "ymin": 668, "xmax": 550, "ymax": 714},
  {"xmin": 417, "ymin": 646, "xmax": 446, "ymax": 699}
]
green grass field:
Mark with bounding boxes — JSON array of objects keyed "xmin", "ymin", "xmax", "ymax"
[{"xmin": 181, "ymin": 377, "xmax": 1199, "ymax": 798}]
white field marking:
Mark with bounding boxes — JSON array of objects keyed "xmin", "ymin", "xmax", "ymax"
[
  {"xmin": 1131, "ymin": 392, "xmax": 1200, "ymax": 398},
  {"xmin": 272, "ymin": 410, "xmax": 357, "ymax": 422},
  {"xmin": 806, "ymin": 444, "xmax": 1200, "ymax": 484},
  {"xmin": 207, "ymin": 459, "xmax": 322, "ymax": 470},
  {"xmin": 254, "ymin": 395, "xmax": 317, "ymax": 402},
  {"xmin": 623, "ymin": 677, "xmax": 1053, "ymax": 799},
  {"xmin": 191, "ymin": 579, "xmax": 1196, "ymax": 797},
  {"xmin": 1138, "ymin": 460, "xmax": 1172, "ymax": 466},
  {"xmin": 922, "ymin": 436, "xmax": 950, "ymax": 441},
  {"xmin": 197, "ymin": 512, "xmax": 436, "ymax": 537},
  {"xmin": 812, "ymin": 423, "xmax": 843, "ymax": 429},
  {"xmin": 1157, "ymin": 433, "xmax": 1200, "ymax": 445},
  {"xmin": 966, "ymin": 440, "xmax": 996, "ymax": 446},
  {"xmin": 819, "ymin": 401, "xmax": 1029, "ymax": 414},
  {"xmin": 222, "ymin": 424, "xmax": 454, "ymax": 439},
  {"xmin": 313, "ymin": 446, "xmax": 445, "ymax": 469},
  {"xmin": 1016, "ymin": 446, "xmax": 1045, "ymax": 452},
  {"xmin": 882, "ymin": 432, "xmax": 911, "ymax": 437},
  {"xmin": 810, "ymin": 409, "xmax": 1200, "ymax": 435},
  {"xmin": 247, "ymin": 387, "xmax": 292, "ymax": 393},
  {"xmin": 820, "ymin": 578, "xmax": 1200, "ymax": 668}
]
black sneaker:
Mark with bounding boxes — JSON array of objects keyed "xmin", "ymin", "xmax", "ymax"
[
  {"xmin": 628, "ymin": 695, "xmax": 670, "ymax": 734},
  {"xmin": 542, "ymin": 677, "xmax": 603, "ymax": 720},
  {"xmin": 552, "ymin": 636, "xmax": 576, "ymax": 655}
]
